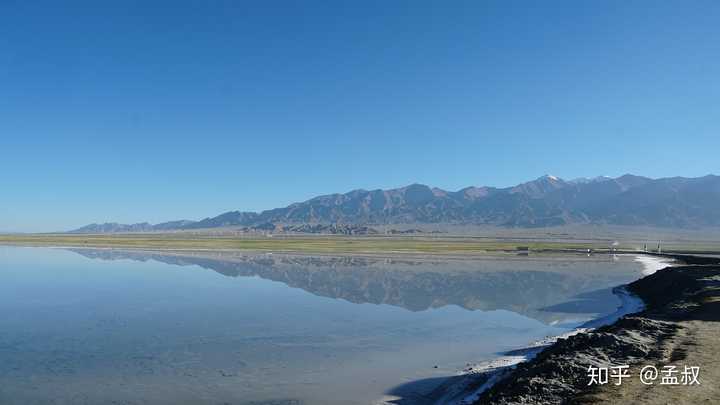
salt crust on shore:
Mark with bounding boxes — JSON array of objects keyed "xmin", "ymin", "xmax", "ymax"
[{"xmin": 633, "ymin": 254, "xmax": 675, "ymax": 275}]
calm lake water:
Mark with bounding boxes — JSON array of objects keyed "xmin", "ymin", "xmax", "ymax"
[{"xmin": 0, "ymin": 247, "xmax": 648, "ymax": 404}]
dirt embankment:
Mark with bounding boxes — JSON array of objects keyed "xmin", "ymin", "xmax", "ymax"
[{"xmin": 474, "ymin": 260, "xmax": 720, "ymax": 404}]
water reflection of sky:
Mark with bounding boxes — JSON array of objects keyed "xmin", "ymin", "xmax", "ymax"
[{"xmin": 0, "ymin": 247, "xmax": 645, "ymax": 405}]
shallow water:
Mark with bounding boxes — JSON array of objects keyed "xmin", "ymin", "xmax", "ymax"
[{"xmin": 0, "ymin": 247, "xmax": 648, "ymax": 404}]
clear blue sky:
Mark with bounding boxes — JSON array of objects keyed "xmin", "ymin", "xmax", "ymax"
[{"xmin": 2, "ymin": 1, "xmax": 719, "ymax": 232}]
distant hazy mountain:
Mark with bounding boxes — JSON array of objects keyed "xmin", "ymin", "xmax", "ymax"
[
  {"xmin": 70, "ymin": 220, "xmax": 196, "ymax": 234},
  {"xmin": 69, "ymin": 174, "xmax": 720, "ymax": 233}
]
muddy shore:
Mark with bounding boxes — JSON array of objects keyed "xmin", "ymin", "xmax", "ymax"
[{"xmin": 468, "ymin": 255, "xmax": 720, "ymax": 404}]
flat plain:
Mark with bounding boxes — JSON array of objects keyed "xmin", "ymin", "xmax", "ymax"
[{"xmin": 2, "ymin": 232, "xmax": 720, "ymax": 256}]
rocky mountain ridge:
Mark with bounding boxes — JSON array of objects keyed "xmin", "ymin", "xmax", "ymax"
[{"xmin": 69, "ymin": 174, "xmax": 720, "ymax": 233}]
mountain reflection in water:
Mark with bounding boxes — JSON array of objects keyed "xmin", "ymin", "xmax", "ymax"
[
  {"xmin": 0, "ymin": 247, "xmax": 649, "ymax": 405},
  {"xmin": 69, "ymin": 249, "xmax": 642, "ymax": 325}
]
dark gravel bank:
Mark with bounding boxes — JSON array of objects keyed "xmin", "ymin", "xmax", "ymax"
[{"xmin": 473, "ymin": 258, "xmax": 720, "ymax": 404}]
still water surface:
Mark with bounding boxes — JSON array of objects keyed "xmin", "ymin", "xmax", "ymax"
[{"xmin": 0, "ymin": 247, "xmax": 647, "ymax": 404}]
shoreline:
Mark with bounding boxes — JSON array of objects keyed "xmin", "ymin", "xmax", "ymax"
[
  {"xmin": 380, "ymin": 254, "xmax": 670, "ymax": 405},
  {"xmin": 437, "ymin": 286, "xmax": 647, "ymax": 405},
  {"xmin": 464, "ymin": 254, "xmax": 720, "ymax": 404}
]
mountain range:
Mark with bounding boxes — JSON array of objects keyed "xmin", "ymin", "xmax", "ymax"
[{"xmin": 70, "ymin": 174, "xmax": 720, "ymax": 233}]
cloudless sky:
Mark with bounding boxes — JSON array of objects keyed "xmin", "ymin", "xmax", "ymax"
[{"xmin": 2, "ymin": 1, "xmax": 719, "ymax": 232}]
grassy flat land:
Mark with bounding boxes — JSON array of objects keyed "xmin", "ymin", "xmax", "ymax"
[
  {"xmin": 3, "ymin": 233, "xmax": 718, "ymax": 256},
  {"xmin": 0, "ymin": 233, "xmax": 610, "ymax": 255}
]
